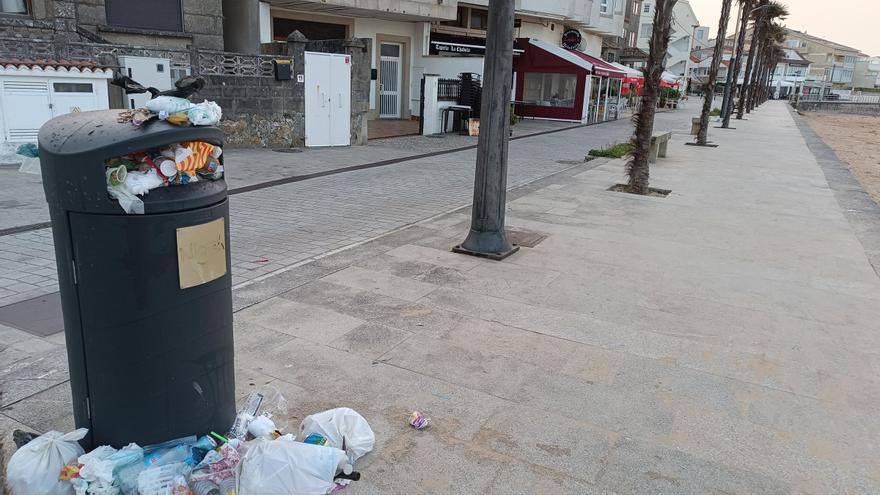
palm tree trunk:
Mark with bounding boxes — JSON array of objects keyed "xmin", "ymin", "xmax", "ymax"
[
  {"xmin": 745, "ymin": 33, "xmax": 764, "ymax": 112},
  {"xmin": 722, "ymin": 0, "xmax": 752, "ymax": 127},
  {"xmin": 754, "ymin": 44, "xmax": 771, "ymax": 108},
  {"xmin": 737, "ymin": 0, "xmax": 766, "ymax": 119},
  {"xmin": 627, "ymin": 0, "xmax": 677, "ymax": 195},
  {"xmin": 697, "ymin": 0, "xmax": 733, "ymax": 144}
]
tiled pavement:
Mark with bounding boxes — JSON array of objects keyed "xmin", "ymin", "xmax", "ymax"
[{"xmin": 0, "ymin": 110, "xmax": 692, "ymax": 308}]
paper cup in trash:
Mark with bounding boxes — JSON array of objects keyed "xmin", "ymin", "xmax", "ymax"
[
  {"xmin": 108, "ymin": 165, "xmax": 127, "ymax": 186},
  {"xmin": 159, "ymin": 159, "xmax": 178, "ymax": 179}
]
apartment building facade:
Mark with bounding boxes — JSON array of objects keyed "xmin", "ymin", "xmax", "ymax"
[
  {"xmin": 636, "ymin": 0, "xmax": 700, "ymax": 76},
  {"xmin": 234, "ymin": 0, "xmax": 627, "ymax": 120},
  {"xmin": 600, "ymin": 0, "xmax": 644, "ymax": 66},
  {"xmin": 783, "ymin": 29, "xmax": 864, "ymax": 90},
  {"xmin": 853, "ymin": 57, "xmax": 880, "ymax": 89}
]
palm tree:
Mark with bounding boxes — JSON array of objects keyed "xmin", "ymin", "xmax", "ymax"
[
  {"xmin": 626, "ymin": 0, "xmax": 677, "ymax": 195},
  {"xmin": 736, "ymin": 0, "xmax": 768, "ymax": 119},
  {"xmin": 755, "ymin": 26, "xmax": 786, "ymax": 105},
  {"xmin": 695, "ymin": 0, "xmax": 733, "ymax": 145},
  {"xmin": 741, "ymin": 1, "xmax": 788, "ymax": 115},
  {"xmin": 721, "ymin": 0, "xmax": 753, "ymax": 128}
]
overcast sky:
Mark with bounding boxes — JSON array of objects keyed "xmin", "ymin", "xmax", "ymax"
[{"xmin": 689, "ymin": 0, "xmax": 877, "ymax": 56}]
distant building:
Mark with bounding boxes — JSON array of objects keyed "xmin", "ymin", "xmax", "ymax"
[
  {"xmin": 782, "ymin": 29, "xmax": 864, "ymax": 90},
  {"xmin": 636, "ymin": 0, "xmax": 701, "ymax": 76},
  {"xmin": 601, "ymin": 0, "xmax": 646, "ymax": 67},
  {"xmin": 853, "ymin": 57, "xmax": 880, "ymax": 89}
]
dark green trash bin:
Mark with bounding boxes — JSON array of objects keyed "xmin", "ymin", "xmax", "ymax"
[{"xmin": 39, "ymin": 110, "xmax": 235, "ymax": 449}]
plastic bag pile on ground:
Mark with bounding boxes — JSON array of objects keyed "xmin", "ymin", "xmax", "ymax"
[
  {"xmin": 6, "ymin": 387, "xmax": 375, "ymax": 495},
  {"xmin": 105, "ymin": 141, "xmax": 224, "ymax": 214}
]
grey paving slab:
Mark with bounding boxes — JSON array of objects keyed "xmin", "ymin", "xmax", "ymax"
[{"xmin": 7, "ymin": 102, "xmax": 879, "ymax": 493}]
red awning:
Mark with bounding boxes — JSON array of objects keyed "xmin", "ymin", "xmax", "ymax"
[{"xmin": 566, "ymin": 51, "xmax": 626, "ymax": 79}]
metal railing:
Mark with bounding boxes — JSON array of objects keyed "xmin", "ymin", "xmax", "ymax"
[
  {"xmin": 437, "ymin": 78, "xmax": 460, "ymax": 101},
  {"xmin": 798, "ymin": 93, "xmax": 880, "ymax": 104}
]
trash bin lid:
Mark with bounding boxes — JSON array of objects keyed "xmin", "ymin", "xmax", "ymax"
[{"xmin": 39, "ymin": 110, "xmax": 226, "ymax": 215}]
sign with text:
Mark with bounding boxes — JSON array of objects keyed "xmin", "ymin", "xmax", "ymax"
[
  {"xmin": 561, "ymin": 29, "xmax": 582, "ymax": 50},
  {"xmin": 429, "ymin": 32, "xmax": 486, "ymax": 56}
]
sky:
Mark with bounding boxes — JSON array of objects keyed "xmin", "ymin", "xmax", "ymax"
[{"xmin": 689, "ymin": 0, "xmax": 878, "ymax": 56}]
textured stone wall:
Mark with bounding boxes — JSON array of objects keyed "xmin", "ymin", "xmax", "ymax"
[
  {"xmin": 74, "ymin": 0, "xmax": 224, "ymax": 50},
  {"xmin": 202, "ymin": 36, "xmax": 372, "ymax": 148}
]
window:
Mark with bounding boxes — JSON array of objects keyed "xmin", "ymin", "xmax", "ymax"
[
  {"xmin": 640, "ymin": 24, "xmax": 652, "ymax": 39},
  {"xmin": 469, "ymin": 8, "xmax": 488, "ymax": 30},
  {"xmin": 105, "ymin": 0, "xmax": 182, "ymax": 32},
  {"xmin": 844, "ymin": 55, "xmax": 857, "ymax": 65},
  {"xmin": 627, "ymin": 31, "xmax": 636, "ymax": 47},
  {"xmin": 0, "ymin": 0, "xmax": 27, "ymax": 14},
  {"xmin": 787, "ymin": 40, "xmax": 799, "ymax": 48},
  {"xmin": 632, "ymin": 1, "xmax": 640, "ymax": 15},
  {"xmin": 441, "ymin": 6, "xmax": 468, "ymax": 28},
  {"xmin": 380, "ymin": 43, "xmax": 400, "ymax": 57},
  {"xmin": 600, "ymin": 0, "xmax": 610, "ymax": 14},
  {"xmin": 523, "ymin": 73, "xmax": 578, "ymax": 108},
  {"xmin": 643, "ymin": 2, "xmax": 651, "ymax": 13},
  {"xmin": 273, "ymin": 18, "xmax": 347, "ymax": 41},
  {"xmin": 53, "ymin": 83, "xmax": 94, "ymax": 93}
]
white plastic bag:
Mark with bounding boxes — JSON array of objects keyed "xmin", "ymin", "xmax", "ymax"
[
  {"xmin": 187, "ymin": 100, "xmax": 222, "ymax": 126},
  {"xmin": 7, "ymin": 428, "xmax": 89, "ymax": 495},
  {"xmin": 299, "ymin": 408, "xmax": 375, "ymax": 463},
  {"xmin": 239, "ymin": 438, "xmax": 348, "ymax": 495},
  {"xmin": 145, "ymin": 96, "xmax": 193, "ymax": 115}
]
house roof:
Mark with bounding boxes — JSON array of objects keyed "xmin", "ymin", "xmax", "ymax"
[
  {"xmin": 0, "ymin": 58, "xmax": 113, "ymax": 74},
  {"xmin": 784, "ymin": 29, "xmax": 864, "ymax": 55}
]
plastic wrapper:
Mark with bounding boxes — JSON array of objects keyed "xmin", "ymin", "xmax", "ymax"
[
  {"xmin": 239, "ymin": 438, "xmax": 348, "ymax": 495},
  {"xmin": 187, "ymin": 101, "xmax": 222, "ymax": 126},
  {"xmin": 300, "ymin": 408, "xmax": 375, "ymax": 463},
  {"xmin": 146, "ymin": 96, "xmax": 193, "ymax": 115},
  {"xmin": 229, "ymin": 385, "xmax": 288, "ymax": 441},
  {"xmin": 6, "ymin": 428, "xmax": 88, "ymax": 495},
  {"xmin": 137, "ymin": 462, "xmax": 191, "ymax": 495}
]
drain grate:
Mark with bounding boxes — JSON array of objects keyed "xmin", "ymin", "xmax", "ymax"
[
  {"xmin": 0, "ymin": 292, "xmax": 64, "ymax": 337},
  {"xmin": 506, "ymin": 229, "xmax": 548, "ymax": 248}
]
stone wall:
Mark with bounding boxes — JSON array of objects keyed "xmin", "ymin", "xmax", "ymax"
[
  {"xmin": 796, "ymin": 101, "xmax": 880, "ymax": 117},
  {"xmin": 206, "ymin": 35, "xmax": 372, "ymax": 148},
  {"xmin": 74, "ymin": 0, "xmax": 224, "ymax": 50}
]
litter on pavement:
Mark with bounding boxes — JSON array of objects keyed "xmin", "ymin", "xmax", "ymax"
[{"xmin": 6, "ymin": 386, "xmax": 375, "ymax": 495}]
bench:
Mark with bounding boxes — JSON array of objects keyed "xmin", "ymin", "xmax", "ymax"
[{"xmin": 649, "ymin": 131, "xmax": 671, "ymax": 163}]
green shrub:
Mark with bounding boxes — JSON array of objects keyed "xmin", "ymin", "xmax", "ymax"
[
  {"xmin": 709, "ymin": 107, "xmax": 721, "ymax": 116},
  {"xmin": 588, "ymin": 142, "xmax": 635, "ymax": 158}
]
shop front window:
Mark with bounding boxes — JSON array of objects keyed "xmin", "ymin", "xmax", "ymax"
[
  {"xmin": 523, "ymin": 73, "xmax": 577, "ymax": 108},
  {"xmin": 469, "ymin": 8, "xmax": 488, "ymax": 30}
]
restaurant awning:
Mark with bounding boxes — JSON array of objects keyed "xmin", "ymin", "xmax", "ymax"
[
  {"xmin": 524, "ymin": 38, "xmax": 594, "ymax": 72},
  {"xmin": 567, "ymin": 51, "xmax": 626, "ymax": 78}
]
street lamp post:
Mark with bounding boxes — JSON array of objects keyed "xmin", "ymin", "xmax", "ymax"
[{"xmin": 453, "ymin": 0, "xmax": 519, "ymax": 260}]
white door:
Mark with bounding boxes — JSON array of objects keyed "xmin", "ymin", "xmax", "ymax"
[
  {"xmin": 305, "ymin": 52, "xmax": 351, "ymax": 147},
  {"xmin": 305, "ymin": 52, "xmax": 332, "ymax": 147},
  {"xmin": 330, "ymin": 55, "xmax": 351, "ymax": 146},
  {"xmin": 49, "ymin": 80, "xmax": 101, "ymax": 117},
  {"xmin": 379, "ymin": 43, "xmax": 402, "ymax": 118},
  {"xmin": 1, "ymin": 79, "xmax": 52, "ymax": 142}
]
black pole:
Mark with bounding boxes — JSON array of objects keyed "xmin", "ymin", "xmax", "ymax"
[{"xmin": 453, "ymin": 0, "xmax": 518, "ymax": 260}]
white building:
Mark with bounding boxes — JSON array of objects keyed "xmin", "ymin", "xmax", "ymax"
[
  {"xmin": 245, "ymin": 0, "xmax": 626, "ymax": 121},
  {"xmin": 853, "ymin": 57, "xmax": 880, "ymax": 89},
  {"xmin": 636, "ymin": 0, "xmax": 701, "ymax": 77}
]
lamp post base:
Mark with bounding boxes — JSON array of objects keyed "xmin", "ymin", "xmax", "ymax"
[{"xmin": 452, "ymin": 229, "xmax": 519, "ymax": 261}]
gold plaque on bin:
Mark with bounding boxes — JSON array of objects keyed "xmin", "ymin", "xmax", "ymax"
[{"xmin": 176, "ymin": 218, "xmax": 227, "ymax": 289}]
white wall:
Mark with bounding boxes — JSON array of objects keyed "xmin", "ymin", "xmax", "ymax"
[{"xmin": 259, "ymin": 2, "xmax": 271, "ymax": 43}]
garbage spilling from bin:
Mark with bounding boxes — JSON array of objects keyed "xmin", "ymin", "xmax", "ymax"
[
  {"xmin": 104, "ymin": 141, "xmax": 225, "ymax": 214},
  {"xmin": 6, "ymin": 387, "xmax": 376, "ymax": 495}
]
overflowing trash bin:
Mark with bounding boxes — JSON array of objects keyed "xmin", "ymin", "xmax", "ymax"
[{"xmin": 39, "ymin": 110, "xmax": 235, "ymax": 451}]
